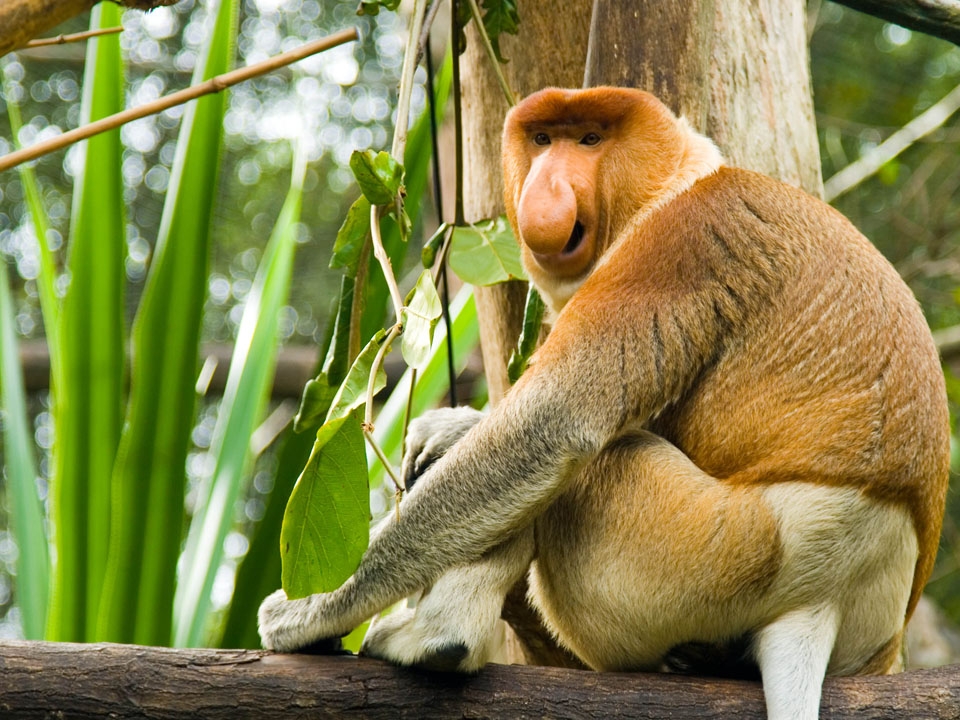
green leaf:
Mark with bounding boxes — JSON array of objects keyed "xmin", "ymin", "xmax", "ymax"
[
  {"xmin": 421, "ymin": 223, "xmax": 449, "ymax": 269},
  {"xmin": 480, "ymin": 0, "xmax": 520, "ymax": 63},
  {"xmin": 368, "ymin": 286, "xmax": 479, "ymax": 489},
  {"xmin": 0, "ymin": 260, "xmax": 49, "ymax": 639},
  {"xmin": 326, "ymin": 328, "xmax": 388, "ymax": 424},
  {"xmin": 294, "ymin": 374, "xmax": 337, "ymax": 433},
  {"xmin": 508, "ymin": 285, "xmax": 545, "ymax": 383},
  {"xmin": 448, "ymin": 215, "xmax": 527, "ymax": 285},
  {"xmin": 175, "ymin": 147, "xmax": 307, "ymax": 648},
  {"xmin": 350, "ymin": 150, "xmax": 404, "ymax": 206},
  {"xmin": 49, "ymin": 3, "xmax": 126, "ymax": 642},
  {"xmin": 359, "ymin": 51, "xmax": 451, "ymax": 346},
  {"xmin": 98, "ymin": 0, "xmax": 240, "ymax": 647},
  {"xmin": 401, "ymin": 271, "xmax": 442, "ymax": 370},
  {"xmin": 281, "ymin": 413, "xmax": 369, "ymax": 599},
  {"xmin": 330, "ymin": 196, "xmax": 371, "ymax": 275}
]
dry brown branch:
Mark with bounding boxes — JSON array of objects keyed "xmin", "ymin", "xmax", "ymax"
[
  {"xmin": 24, "ymin": 25, "xmax": 123, "ymax": 48},
  {"xmin": 2, "ymin": 641, "xmax": 960, "ymax": 719},
  {"xmin": 0, "ymin": 0, "xmax": 175, "ymax": 59},
  {"xmin": 0, "ymin": 27, "xmax": 360, "ymax": 174}
]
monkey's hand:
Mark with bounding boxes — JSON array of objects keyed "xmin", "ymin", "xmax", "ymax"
[
  {"xmin": 402, "ymin": 406, "xmax": 485, "ymax": 491},
  {"xmin": 258, "ymin": 588, "xmax": 346, "ymax": 653}
]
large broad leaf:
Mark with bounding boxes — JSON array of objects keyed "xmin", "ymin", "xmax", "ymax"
[
  {"xmin": 174, "ymin": 148, "xmax": 307, "ymax": 648},
  {"xmin": 400, "ymin": 270, "xmax": 442, "ymax": 370},
  {"xmin": 282, "ymin": 413, "xmax": 369, "ymax": 598},
  {"xmin": 98, "ymin": 0, "xmax": 240, "ymax": 647},
  {"xmin": 448, "ymin": 216, "xmax": 526, "ymax": 285},
  {"xmin": 326, "ymin": 328, "xmax": 388, "ymax": 424},
  {"xmin": 49, "ymin": 3, "xmax": 126, "ymax": 642},
  {"xmin": 0, "ymin": 261, "xmax": 49, "ymax": 639}
]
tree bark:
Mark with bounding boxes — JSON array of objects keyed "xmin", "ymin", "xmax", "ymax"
[
  {"xmin": 1, "ymin": 641, "xmax": 959, "ymax": 719},
  {"xmin": 0, "ymin": 0, "xmax": 178, "ymax": 59}
]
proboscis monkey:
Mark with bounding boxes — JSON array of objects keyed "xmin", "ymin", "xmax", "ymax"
[{"xmin": 259, "ymin": 87, "xmax": 949, "ymax": 720}]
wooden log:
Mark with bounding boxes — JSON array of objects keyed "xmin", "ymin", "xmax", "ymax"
[{"xmin": 0, "ymin": 641, "xmax": 959, "ymax": 719}]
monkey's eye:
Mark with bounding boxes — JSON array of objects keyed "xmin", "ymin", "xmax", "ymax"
[
  {"xmin": 533, "ymin": 132, "xmax": 551, "ymax": 146},
  {"xmin": 580, "ymin": 132, "xmax": 602, "ymax": 146}
]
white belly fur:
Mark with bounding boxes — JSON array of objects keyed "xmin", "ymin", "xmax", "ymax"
[{"xmin": 530, "ymin": 456, "xmax": 918, "ymax": 675}]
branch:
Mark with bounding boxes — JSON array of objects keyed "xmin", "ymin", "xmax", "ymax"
[
  {"xmin": 0, "ymin": 0, "xmax": 175, "ymax": 58},
  {"xmin": 823, "ymin": 80, "xmax": 960, "ymax": 201},
  {"xmin": 25, "ymin": 26, "xmax": 123, "ymax": 49},
  {"xmin": 1, "ymin": 641, "xmax": 960, "ymax": 719},
  {"xmin": 0, "ymin": 27, "xmax": 360, "ymax": 173},
  {"xmin": 831, "ymin": 0, "xmax": 960, "ymax": 47}
]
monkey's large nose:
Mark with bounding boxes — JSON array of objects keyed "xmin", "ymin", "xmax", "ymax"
[{"xmin": 517, "ymin": 177, "xmax": 578, "ymax": 256}]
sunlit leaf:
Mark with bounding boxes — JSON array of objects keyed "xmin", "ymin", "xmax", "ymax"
[
  {"xmin": 448, "ymin": 215, "xmax": 526, "ymax": 285},
  {"xmin": 350, "ymin": 150, "xmax": 404, "ymax": 206},
  {"xmin": 281, "ymin": 413, "xmax": 369, "ymax": 598},
  {"xmin": 326, "ymin": 328, "xmax": 388, "ymax": 423},
  {"xmin": 401, "ymin": 270, "xmax": 442, "ymax": 370}
]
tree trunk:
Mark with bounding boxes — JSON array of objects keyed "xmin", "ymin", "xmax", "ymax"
[
  {"xmin": 0, "ymin": 0, "xmax": 178, "ymax": 59},
  {"xmin": 2, "ymin": 641, "xmax": 959, "ymax": 719}
]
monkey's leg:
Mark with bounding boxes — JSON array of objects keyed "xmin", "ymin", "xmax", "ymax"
[
  {"xmin": 754, "ymin": 605, "xmax": 839, "ymax": 720},
  {"xmin": 360, "ymin": 528, "xmax": 534, "ymax": 672}
]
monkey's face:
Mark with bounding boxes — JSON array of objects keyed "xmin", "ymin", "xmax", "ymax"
[{"xmin": 502, "ymin": 87, "xmax": 688, "ymax": 313}]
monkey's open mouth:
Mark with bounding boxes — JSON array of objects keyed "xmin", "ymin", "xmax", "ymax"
[{"xmin": 562, "ymin": 221, "xmax": 585, "ymax": 255}]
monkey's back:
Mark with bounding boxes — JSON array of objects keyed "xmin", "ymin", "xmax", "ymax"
[{"xmin": 648, "ymin": 168, "xmax": 949, "ymax": 618}]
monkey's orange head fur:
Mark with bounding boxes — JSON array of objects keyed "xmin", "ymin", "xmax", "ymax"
[{"xmin": 502, "ymin": 87, "xmax": 713, "ymax": 310}]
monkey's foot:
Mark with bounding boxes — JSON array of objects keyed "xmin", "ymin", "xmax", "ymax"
[{"xmin": 360, "ymin": 605, "xmax": 488, "ymax": 673}]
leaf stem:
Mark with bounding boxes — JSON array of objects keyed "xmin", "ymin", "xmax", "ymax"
[
  {"xmin": 390, "ymin": 0, "xmax": 430, "ymax": 160},
  {"xmin": 464, "ymin": 0, "xmax": 515, "ymax": 106},
  {"xmin": 369, "ymin": 204, "xmax": 405, "ymax": 322},
  {"xmin": 365, "ymin": 323, "xmax": 401, "ymax": 429},
  {"xmin": 364, "ymin": 428, "xmax": 403, "ymax": 492}
]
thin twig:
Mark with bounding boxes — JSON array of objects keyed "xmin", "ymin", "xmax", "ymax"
[
  {"xmin": 390, "ymin": 0, "xmax": 429, "ymax": 160},
  {"xmin": 364, "ymin": 428, "xmax": 403, "ymax": 492},
  {"xmin": 416, "ymin": 0, "xmax": 445, "ymax": 65},
  {"xmin": 369, "ymin": 204, "xmax": 405, "ymax": 322},
  {"xmin": 364, "ymin": 324, "xmax": 402, "ymax": 429},
  {"xmin": 0, "ymin": 27, "xmax": 359, "ymax": 173},
  {"xmin": 824, "ymin": 81, "xmax": 960, "ymax": 202},
  {"xmin": 451, "ymin": 0, "xmax": 465, "ymax": 227},
  {"xmin": 25, "ymin": 26, "xmax": 123, "ymax": 48},
  {"xmin": 464, "ymin": 0, "xmax": 515, "ymax": 106}
]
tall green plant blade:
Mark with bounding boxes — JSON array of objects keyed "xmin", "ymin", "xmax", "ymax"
[
  {"xmin": 174, "ymin": 151, "xmax": 307, "ymax": 647},
  {"xmin": 360, "ymin": 52, "xmax": 452, "ymax": 343},
  {"xmin": 0, "ymin": 261, "xmax": 49, "ymax": 639},
  {"xmin": 97, "ymin": 0, "xmax": 240, "ymax": 646},
  {"xmin": 47, "ymin": 3, "xmax": 125, "ymax": 642},
  {"xmin": 2, "ymin": 63, "xmax": 60, "ymax": 380},
  {"xmin": 368, "ymin": 286, "xmax": 478, "ymax": 488}
]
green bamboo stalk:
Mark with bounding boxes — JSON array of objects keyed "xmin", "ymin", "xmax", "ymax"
[
  {"xmin": 47, "ymin": 2, "xmax": 126, "ymax": 642},
  {"xmin": 97, "ymin": 0, "xmax": 240, "ymax": 646},
  {"xmin": 0, "ymin": 260, "xmax": 50, "ymax": 639}
]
